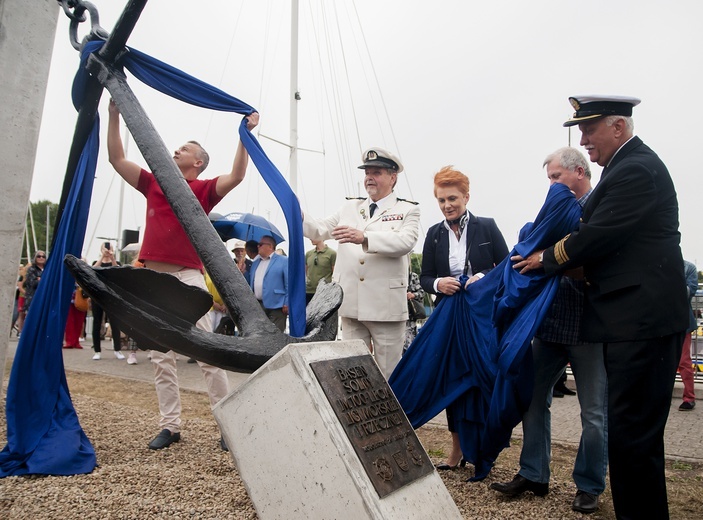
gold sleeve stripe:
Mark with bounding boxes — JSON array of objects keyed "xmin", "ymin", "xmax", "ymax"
[{"xmin": 554, "ymin": 234, "xmax": 571, "ymax": 265}]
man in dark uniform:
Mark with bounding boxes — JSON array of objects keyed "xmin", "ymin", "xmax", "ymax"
[{"xmin": 512, "ymin": 95, "xmax": 689, "ymax": 520}]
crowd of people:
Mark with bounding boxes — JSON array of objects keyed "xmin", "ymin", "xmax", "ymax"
[{"xmin": 16, "ymin": 93, "xmax": 698, "ymax": 520}]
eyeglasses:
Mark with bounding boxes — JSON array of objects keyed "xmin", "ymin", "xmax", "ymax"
[
  {"xmin": 36, "ymin": 255, "xmax": 46, "ymax": 258},
  {"xmin": 257, "ymin": 242, "xmax": 273, "ymax": 247}
]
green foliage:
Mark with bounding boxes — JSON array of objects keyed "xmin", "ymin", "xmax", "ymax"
[
  {"xmin": 21, "ymin": 200, "xmax": 58, "ymax": 263},
  {"xmin": 672, "ymin": 460, "xmax": 693, "ymax": 471},
  {"xmin": 426, "ymin": 448, "xmax": 445, "ymax": 458},
  {"xmin": 410, "ymin": 252, "xmax": 422, "ymax": 275}
]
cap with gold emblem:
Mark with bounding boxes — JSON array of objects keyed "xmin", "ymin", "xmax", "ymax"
[
  {"xmin": 563, "ymin": 95, "xmax": 641, "ymax": 127},
  {"xmin": 357, "ymin": 147, "xmax": 404, "ymax": 173}
]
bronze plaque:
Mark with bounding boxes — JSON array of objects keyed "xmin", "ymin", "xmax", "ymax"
[{"xmin": 310, "ymin": 355, "xmax": 434, "ymax": 498}]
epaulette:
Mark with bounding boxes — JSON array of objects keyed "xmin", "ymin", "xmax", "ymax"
[
  {"xmin": 397, "ymin": 197, "xmax": 419, "ymax": 205},
  {"xmin": 345, "ymin": 196, "xmax": 366, "ymax": 201}
]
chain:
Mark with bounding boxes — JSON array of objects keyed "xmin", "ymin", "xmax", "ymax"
[{"xmin": 57, "ymin": 0, "xmax": 109, "ymax": 51}]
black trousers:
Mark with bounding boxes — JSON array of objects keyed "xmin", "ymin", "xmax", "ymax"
[
  {"xmin": 604, "ymin": 333, "xmax": 684, "ymax": 520},
  {"xmin": 92, "ymin": 302, "xmax": 122, "ymax": 352}
]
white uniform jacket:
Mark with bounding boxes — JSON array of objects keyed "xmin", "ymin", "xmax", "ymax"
[{"xmin": 303, "ymin": 194, "xmax": 420, "ymax": 322}]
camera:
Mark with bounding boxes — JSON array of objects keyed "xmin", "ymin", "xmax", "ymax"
[{"xmin": 104, "ymin": 241, "xmax": 111, "ymax": 250}]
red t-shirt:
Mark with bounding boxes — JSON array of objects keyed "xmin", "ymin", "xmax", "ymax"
[{"xmin": 137, "ymin": 169, "xmax": 223, "ymax": 270}]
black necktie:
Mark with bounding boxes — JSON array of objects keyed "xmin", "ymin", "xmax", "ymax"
[{"xmin": 369, "ymin": 203, "xmax": 377, "ymax": 218}]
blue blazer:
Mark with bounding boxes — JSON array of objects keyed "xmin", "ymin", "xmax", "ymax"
[{"xmin": 249, "ymin": 254, "xmax": 288, "ymax": 309}]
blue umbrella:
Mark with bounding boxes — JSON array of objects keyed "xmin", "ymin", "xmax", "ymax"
[{"xmin": 211, "ymin": 212, "xmax": 285, "ymax": 244}]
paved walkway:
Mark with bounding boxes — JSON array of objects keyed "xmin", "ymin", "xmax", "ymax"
[{"xmin": 5, "ymin": 336, "xmax": 703, "ymax": 462}]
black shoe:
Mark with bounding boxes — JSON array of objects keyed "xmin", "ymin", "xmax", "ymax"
[
  {"xmin": 552, "ymin": 389, "xmax": 565, "ymax": 398},
  {"xmin": 572, "ymin": 490, "xmax": 598, "ymax": 514},
  {"xmin": 435, "ymin": 458, "xmax": 466, "ymax": 471},
  {"xmin": 220, "ymin": 436, "xmax": 229, "ymax": 452},
  {"xmin": 554, "ymin": 383, "xmax": 576, "ymax": 396},
  {"xmin": 679, "ymin": 400, "xmax": 696, "ymax": 411},
  {"xmin": 490, "ymin": 474, "xmax": 549, "ymax": 497},
  {"xmin": 148, "ymin": 429, "xmax": 181, "ymax": 450}
]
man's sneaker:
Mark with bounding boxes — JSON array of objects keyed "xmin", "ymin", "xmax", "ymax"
[
  {"xmin": 148, "ymin": 429, "xmax": 181, "ymax": 450},
  {"xmin": 679, "ymin": 400, "xmax": 696, "ymax": 411},
  {"xmin": 127, "ymin": 352, "xmax": 138, "ymax": 365},
  {"xmin": 92, "ymin": 353, "xmax": 101, "ymax": 360},
  {"xmin": 114, "ymin": 351, "xmax": 126, "ymax": 360}
]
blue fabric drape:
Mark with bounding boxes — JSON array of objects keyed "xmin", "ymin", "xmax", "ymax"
[
  {"xmin": 0, "ymin": 123, "xmax": 99, "ymax": 476},
  {"xmin": 389, "ymin": 183, "xmax": 582, "ymax": 480},
  {"xmin": 1, "ymin": 41, "xmax": 307, "ymax": 477}
]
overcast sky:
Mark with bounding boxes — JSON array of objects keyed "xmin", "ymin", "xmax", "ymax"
[{"xmin": 30, "ymin": 0, "xmax": 703, "ymax": 266}]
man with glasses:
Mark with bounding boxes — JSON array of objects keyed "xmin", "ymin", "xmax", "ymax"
[
  {"xmin": 249, "ymin": 235, "xmax": 288, "ymax": 332},
  {"xmin": 302, "ymin": 147, "xmax": 420, "ymax": 378}
]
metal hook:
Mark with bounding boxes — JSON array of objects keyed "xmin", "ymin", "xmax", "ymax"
[{"xmin": 59, "ymin": 0, "xmax": 108, "ymax": 51}]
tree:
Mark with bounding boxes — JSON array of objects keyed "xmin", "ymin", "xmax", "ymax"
[
  {"xmin": 410, "ymin": 252, "xmax": 422, "ymax": 275},
  {"xmin": 21, "ymin": 200, "xmax": 58, "ymax": 263}
]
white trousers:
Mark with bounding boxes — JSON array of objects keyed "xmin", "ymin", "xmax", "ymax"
[
  {"xmin": 340, "ymin": 317, "xmax": 405, "ymax": 379},
  {"xmin": 151, "ymin": 268, "xmax": 230, "ymax": 433}
]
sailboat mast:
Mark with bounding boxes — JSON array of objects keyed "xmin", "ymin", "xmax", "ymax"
[{"xmin": 289, "ymin": 0, "xmax": 299, "ymax": 193}]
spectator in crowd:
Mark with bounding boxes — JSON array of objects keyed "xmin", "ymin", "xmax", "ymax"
[
  {"xmin": 678, "ymin": 260, "xmax": 698, "ymax": 411},
  {"xmin": 303, "ymin": 147, "xmax": 420, "ymax": 378},
  {"xmin": 91, "ymin": 242, "xmax": 124, "ymax": 360},
  {"xmin": 11, "ymin": 264, "xmax": 27, "ymax": 337},
  {"xmin": 231, "ymin": 240, "xmax": 251, "ymax": 280},
  {"xmin": 64, "ymin": 282, "xmax": 89, "ymax": 349},
  {"xmin": 242, "ymin": 239, "xmax": 258, "ymax": 284},
  {"xmin": 249, "ymin": 235, "xmax": 288, "ymax": 332},
  {"xmin": 23, "ymin": 250, "xmax": 47, "ymax": 316},
  {"xmin": 404, "ymin": 267, "xmax": 425, "ymax": 353},
  {"xmin": 552, "ymin": 368, "xmax": 575, "ymax": 398},
  {"xmin": 305, "ymin": 238, "xmax": 336, "ymax": 304}
]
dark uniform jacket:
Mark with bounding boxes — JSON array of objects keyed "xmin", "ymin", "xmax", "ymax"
[
  {"xmin": 543, "ymin": 136, "xmax": 688, "ymax": 341},
  {"xmin": 421, "ymin": 213, "xmax": 509, "ymax": 305}
]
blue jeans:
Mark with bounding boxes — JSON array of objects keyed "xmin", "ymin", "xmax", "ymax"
[{"xmin": 519, "ymin": 338, "xmax": 608, "ymax": 495}]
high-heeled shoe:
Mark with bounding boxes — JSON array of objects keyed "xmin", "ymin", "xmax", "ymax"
[{"xmin": 435, "ymin": 458, "xmax": 467, "ymax": 471}]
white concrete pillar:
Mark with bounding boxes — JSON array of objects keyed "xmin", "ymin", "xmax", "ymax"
[{"xmin": 0, "ymin": 0, "xmax": 59, "ymax": 397}]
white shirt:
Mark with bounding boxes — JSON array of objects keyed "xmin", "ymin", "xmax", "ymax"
[
  {"xmin": 433, "ymin": 212, "xmax": 476, "ymax": 293},
  {"xmin": 253, "ymin": 255, "xmax": 272, "ymax": 301}
]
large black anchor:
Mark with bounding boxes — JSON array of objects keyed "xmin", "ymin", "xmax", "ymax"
[{"xmin": 59, "ymin": 0, "xmax": 342, "ymax": 372}]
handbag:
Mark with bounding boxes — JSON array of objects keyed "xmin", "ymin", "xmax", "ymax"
[
  {"xmin": 74, "ymin": 289, "xmax": 90, "ymax": 313},
  {"xmin": 407, "ymin": 298, "xmax": 426, "ymax": 320}
]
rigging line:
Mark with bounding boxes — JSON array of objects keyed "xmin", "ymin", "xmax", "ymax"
[
  {"xmin": 331, "ymin": 3, "xmax": 363, "ymax": 156},
  {"xmin": 349, "ymin": 1, "xmax": 414, "ymax": 202},
  {"xmin": 311, "ymin": 3, "xmax": 354, "ymax": 197},
  {"xmin": 298, "ymin": 8, "xmax": 327, "ymax": 168},
  {"xmin": 320, "ymin": 4, "xmax": 357, "ymax": 196},
  {"xmin": 203, "ymin": 0, "xmax": 246, "ymax": 145}
]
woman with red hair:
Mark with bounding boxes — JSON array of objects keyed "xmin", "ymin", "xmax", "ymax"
[{"xmin": 419, "ymin": 166, "xmax": 509, "ymax": 470}]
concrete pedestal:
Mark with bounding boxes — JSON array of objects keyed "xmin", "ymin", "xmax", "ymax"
[{"xmin": 213, "ymin": 340, "xmax": 462, "ymax": 520}]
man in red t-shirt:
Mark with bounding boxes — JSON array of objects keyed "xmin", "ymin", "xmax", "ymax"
[{"xmin": 107, "ymin": 100, "xmax": 259, "ymax": 451}]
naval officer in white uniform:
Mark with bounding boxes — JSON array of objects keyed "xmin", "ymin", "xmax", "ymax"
[{"xmin": 303, "ymin": 148, "xmax": 421, "ymax": 378}]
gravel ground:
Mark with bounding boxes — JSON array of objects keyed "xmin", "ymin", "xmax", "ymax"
[{"xmin": 0, "ymin": 371, "xmax": 701, "ymax": 519}]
